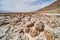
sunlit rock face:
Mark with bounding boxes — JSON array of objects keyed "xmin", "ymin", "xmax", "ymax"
[{"xmin": 0, "ymin": 0, "xmax": 56, "ymax": 12}]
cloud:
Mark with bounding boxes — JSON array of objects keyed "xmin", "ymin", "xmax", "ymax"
[{"xmin": 0, "ymin": 0, "xmax": 57, "ymax": 12}]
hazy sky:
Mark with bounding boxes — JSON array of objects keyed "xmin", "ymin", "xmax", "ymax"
[{"xmin": 0, "ymin": 0, "xmax": 57, "ymax": 12}]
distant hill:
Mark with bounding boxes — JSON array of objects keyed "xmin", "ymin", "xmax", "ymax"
[{"xmin": 37, "ymin": 0, "xmax": 60, "ymax": 13}]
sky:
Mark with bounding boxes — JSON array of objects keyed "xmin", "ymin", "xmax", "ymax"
[{"xmin": 0, "ymin": 0, "xmax": 57, "ymax": 12}]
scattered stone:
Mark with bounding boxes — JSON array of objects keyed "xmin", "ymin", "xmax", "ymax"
[
  {"xmin": 0, "ymin": 16, "xmax": 5, "ymax": 26},
  {"xmin": 25, "ymin": 21, "xmax": 34, "ymax": 27},
  {"xmin": 30, "ymin": 27, "xmax": 37, "ymax": 37},
  {"xmin": 23, "ymin": 16, "xmax": 30, "ymax": 21},
  {"xmin": 44, "ymin": 30, "xmax": 58, "ymax": 40},
  {"xmin": 0, "ymin": 14, "xmax": 60, "ymax": 40},
  {"xmin": 0, "ymin": 16, "xmax": 11, "ymax": 26},
  {"xmin": 5, "ymin": 16, "xmax": 11, "ymax": 23},
  {"xmin": 49, "ymin": 20, "xmax": 57, "ymax": 28},
  {"xmin": 44, "ymin": 30, "xmax": 53, "ymax": 40},
  {"xmin": 23, "ymin": 26, "xmax": 30, "ymax": 33},
  {"xmin": 34, "ymin": 21, "xmax": 44, "ymax": 31},
  {"xmin": 0, "ymin": 25, "xmax": 10, "ymax": 40}
]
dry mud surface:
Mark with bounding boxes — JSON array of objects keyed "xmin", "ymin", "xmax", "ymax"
[{"xmin": 0, "ymin": 13, "xmax": 60, "ymax": 40}]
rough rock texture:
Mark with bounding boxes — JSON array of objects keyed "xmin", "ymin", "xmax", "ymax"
[
  {"xmin": 0, "ymin": 0, "xmax": 60, "ymax": 40},
  {"xmin": 0, "ymin": 13, "xmax": 60, "ymax": 40}
]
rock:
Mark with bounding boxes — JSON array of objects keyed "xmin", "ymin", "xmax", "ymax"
[
  {"xmin": 14, "ymin": 28, "xmax": 21, "ymax": 33},
  {"xmin": 12, "ymin": 25, "xmax": 24, "ymax": 33},
  {"xmin": 0, "ymin": 16, "xmax": 5, "ymax": 26},
  {"xmin": 30, "ymin": 27, "xmax": 37, "ymax": 37},
  {"xmin": 23, "ymin": 27, "xmax": 29, "ymax": 33},
  {"xmin": 23, "ymin": 16, "xmax": 30, "ymax": 21},
  {"xmin": 30, "ymin": 18, "xmax": 39, "ymax": 22},
  {"xmin": 34, "ymin": 21, "xmax": 44, "ymax": 31},
  {"xmin": 44, "ymin": 30, "xmax": 58, "ymax": 40},
  {"xmin": 0, "ymin": 35, "xmax": 8, "ymax": 40},
  {"xmin": 22, "ymin": 35, "xmax": 29, "ymax": 40},
  {"xmin": 0, "ymin": 25, "xmax": 11, "ymax": 39},
  {"xmin": 0, "ymin": 16, "xmax": 11, "ymax": 26},
  {"xmin": 25, "ymin": 21, "xmax": 34, "ymax": 27},
  {"xmin": 23, "ymin": 21, "xmax": 35, "ymax": 33},
  {"xmin": 0, "ymin": 13, "xmax": 60, "ymax": 40},
  {"xmin": 10, "ymin": 18, "xmax": 20, "ymax": 26},
  {"xmin": 44, "ymin": 30, "xmax": 53, "ymax": 40},
  {"xmin": 48, "ymin": 20, "xmax": 57, "ymax": 28},
  {"xmin": 4, "ymin": 16, "xmax": 11, "ymax": 23},
  {"xmin": 39, "ymin": 32, "xmax": 47, "ymax": 40}
]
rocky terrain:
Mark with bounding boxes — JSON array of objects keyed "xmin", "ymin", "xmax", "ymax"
[
  {"xmin": 0, "ymin": 13, "xmax": 60, "ymax": 40},
  {"xmin": 0, "ymin": 0, "xmax": 60, "ymax": 40}
]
